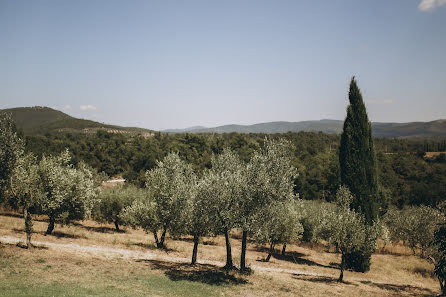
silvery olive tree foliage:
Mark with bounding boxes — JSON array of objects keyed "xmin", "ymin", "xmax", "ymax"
[
  {"xmin": 331, "ymin": 186, "xmax": 379, "ymax": 282},
  {"xmin": 252, "ymin": 199, "xmax": 304, "ymax": 262},
  {"xmin": 123, "ymin": 153, "xmax": 195, "ymax": 249},
  {"xmin": 204, "ymin": 148, "xmax": 245, "ymax": 269},
  {"xmin": 9, "ymin": 153, "xmax": 43, "ymax": 248},
  {"xmin": 38, "ymin": 149, "xmax": 97, "ymax": 235},
  {"xmin": 300, "ymin": 200, "xmax": 337, "ymax": 244},
  {"xmin": 93, "ymin": 184, "xmax": 141, "ymax": 231},
  {"xmin": 0, "ymin": 112, "xmax": 24, "ymax": 204},
  {"xmin": 239, "ymin": 138, "xmax": 299, "ymax": 271},
  {"xmin": 383, "ymin": 205, "xmax": 443, "ymax": 257}
]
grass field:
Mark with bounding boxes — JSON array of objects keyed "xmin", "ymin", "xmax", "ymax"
[{"xmin": 0, "ymin": 212, "xmax": 440, "ymax": 297}]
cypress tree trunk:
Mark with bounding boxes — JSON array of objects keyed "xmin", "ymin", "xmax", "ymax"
[
  {"xmin": 240, "ymin": 230, "xmax": 248, "ymax": 271},
  {"xmin": 24, "ymin": 207, "xmax": 32, "ymax": 249},
  {"xmin": 191, "ymin": 235, "xmax": 199, "ymax": 265},
  {"xmin": 46, "ymin": 216, "xmax": 55, "ymax": 235},
  {"xmin": 281, "ymin": 243, "xmax": 287, "ymax": 256},
  {"xmin": 223, "ymin": 227, "xmax": 234, "ymax": 269}
]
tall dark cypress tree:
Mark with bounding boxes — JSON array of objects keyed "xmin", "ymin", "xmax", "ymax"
[{"xmin": 339, "ymin": 77, "xmax": 379, "ymax": 272}]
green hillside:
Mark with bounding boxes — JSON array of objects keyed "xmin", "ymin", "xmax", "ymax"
[{"xmin": 0, "ymin": 106, "xmax": 154, "ymax": 136}]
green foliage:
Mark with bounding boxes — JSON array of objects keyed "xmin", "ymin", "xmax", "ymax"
[
  {"xmin": 339, "ymin": 77, "xmax": 379, "ymax": 224},
  {"xmin": 93, "ymin": 184, "xmax": 141, "ymax": 231},
  {"xmin": 331, "ymin": 186, "xmax": 379, "ymax": 280},
  {"xmin": 300, "ymin": 200, "xmax": 336, "ymax": 243},
  {"xmin": 38, "ymin": 150, "xmax": 97, "ymax": 233},
  {"xmin": 434, "ymin": 224, "xmax": 446, "ymax": 295},
  {"xmin": 383, "ymin": 206, "xmax": 443, "ymax": 256},
  {"xmin": 0, "ymin": 112, "xmax": 24, "ymax": 203}
]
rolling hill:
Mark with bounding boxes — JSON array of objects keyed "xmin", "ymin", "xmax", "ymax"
[
  {"xmin": 166, "ymin": 120, "xmax": 446, "ymax": 138},
  {"xmin": 0, "ymin": 106, "xmax": 154, "ymax": 136}
]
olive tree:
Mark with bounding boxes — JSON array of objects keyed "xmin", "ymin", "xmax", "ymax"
[
  {"xmin": 9, "ymin": 153, "xmax": 42, "ymax": 248},
  {"xmin": 331, "ymin": 186, "xmax": 378, "ymax": 282},
  {"xmin": 204, "ymin": 148, "xmax": 245, "ymax": 269},
  {"xmin": 94, "ymin": 184, "xmax": 139, "ymax": 231},
  {"xmin": 124, "ymin": 153, "xmax": 195, "ymax": 249},
  {"xmin": 240, "ymin": 138, "xmax": 298, "ymax": 271},
  {"xmin": 0, "ymin": 112, "xmax": 24, "ymax": 204},
  {"xmin": 39, "ymin": 150, "xmax": 97, "ymax": 234},
  {"xmin": 252, "ymin": 199, "xmax": 304, "ymax": 262}
]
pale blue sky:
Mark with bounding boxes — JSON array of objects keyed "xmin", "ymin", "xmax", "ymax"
[{"xmin": 1, "ymin": 0, "xmax": 445, "ymax": 130}]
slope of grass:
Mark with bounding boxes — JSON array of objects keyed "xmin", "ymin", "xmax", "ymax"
[{"xmin": 0, "ymin": 213, "xmax": 440, "ymax": 296}]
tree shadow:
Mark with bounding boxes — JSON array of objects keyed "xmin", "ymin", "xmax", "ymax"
[
  {"xmin": 255, "ymin": 247, "xmax": 336, "ymax": 269},
  {"xmin": 71, "ymin": 222, "xmax": 126, "ymax": 234},
  {"xmin": 359, "ymin": 280, "xmax": 437, "ymax": 297},
  {"xmin": 41, "ymin": 231, "xmax": 87, "ymax": 239},
  {"xmin": 292, "ymin": 273, "xmax": 355, "ymax": 286},
  {"xmin": 15, "ymin": 242, "xmax": 49, "ymax": 250},
  {"xmin": 136, "ymin": 259, "xmax": 248, "ymax": 286},
  {"xmin": 174, "ymin": 237, "xmax": 217, "ymax": 246},
  {"xmin": 132, "ymin": 242, "xmax": 175, "ymax": 252}
]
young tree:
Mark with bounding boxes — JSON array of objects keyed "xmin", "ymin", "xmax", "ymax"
[
  {"xmin": 240, "ymin": 138, "xmax": 298, "ymax": 271},
  {"xmin": 331, "ymin": 186, "xmax": 378, "ymax": 282},
  {"xmin": 339, "ymin": 77, "xmax": 380, "ymax": 272},
  {"xmin": 205, "ymin": 148, "xmax": 245, "ymax": 269},
  {"xmin": 93, "ymin": 184, "xmax": 139, "ymax": 231},
  {"xmin": 144, "ymin": 153, "xmax": 195, "ymax": 249},
  {"xmin": 38, "ymin": 150, "xmax": 97, "ymax": 234},
  {"xmin": 9, "ymin": 153, "xmax": 42, "ymax": 248},
  {"xmin": 0, "ymin": 112, "xmax": 24, "ymax": 204},
  {"xmin": 252, "ymin": 199, "xmax": 304, "ymax": 262}
]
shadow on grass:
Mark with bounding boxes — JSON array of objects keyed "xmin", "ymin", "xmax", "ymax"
[
  {"xmin": 71, "ymin": 222, "xmax": 126, "ymax": 234},
  {"xmin": 43, "ymin": 231, "xmax": 87, "ymax": 239},
  {"xmin": 359, "ymin": 280, "xmax": 437, "ymax": 297},
  {"xmin": 174, "ymin": 237, "xmax": 217, "ymax": 246},
  {"xmin": 256, "ymin": 246, "xmax": 336, "ymax": 269},
  {"xmin": 136, "ymin": 259, "xmax": 248, "ymax": 286},
  {"xmin": 15, "ymin": 242, "xmax": 48, "ymax": 250},
  {"xmin": 292, "ymin": 273, "xmax": 355, "ymax": 286},
  {"xmin": 132, "ymin": 242, "xmax": 175, "ymax": 252}
]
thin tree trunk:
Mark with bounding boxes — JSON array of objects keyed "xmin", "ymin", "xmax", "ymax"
[
  {"xmin": 223, "ymin": 227, "xmax": 234, "ymax": 269},
  {"xmin": 338, "ymin": 253, "xmax": 345, "ymax": 282},
  {"xmin": 191, "ymin": 235, "xmax": 199, "ymax": 265},
  {"xmin": 154, "ymin": 232, "xmax": 161, "ymax": 248},
  {"xmin": 46, "ymin": 216, "xmax": 55, "ymax": 235},
  {"xmin": 265, "ymin": 242, "xmax": 274, "ymax": 262},
  {"xmin": 281, "ymin": 243, "xmax": 287, "ymax": 256},
  {"xmin": 24, "ymin": 207, "xmax": 32, "ymax": 249},
  {"xmin": 160, "ymin": 227, "xmax": 167, "ymax": 248},
  {"xmin": 240, "ymin": 230, "xmax": 248, "ymax": 271},
  {"xmin": 114, "ymin": 219, "xmax": 120, "ymax": 232}
]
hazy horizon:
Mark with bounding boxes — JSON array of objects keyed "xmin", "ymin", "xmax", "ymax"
[{"xmin": 1, "ymin": 0, "xmax": 446, "ymax": 130}]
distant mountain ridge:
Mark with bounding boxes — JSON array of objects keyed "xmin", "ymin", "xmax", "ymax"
[
  {"xmin": 2, "ymin": 106, "xmax": 446, "ymax": 138},
  {"xmin": 166, "ymin": 119, "xmax": 446, "ymax": 138},
  {"xmin": 1, "ymin": 106, "xmax": 154, "ymax": 136}
]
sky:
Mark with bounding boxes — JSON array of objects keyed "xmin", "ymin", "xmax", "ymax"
[{"xmin": 1, "ymin": 0, "xmax": 445, "ymax": 130}]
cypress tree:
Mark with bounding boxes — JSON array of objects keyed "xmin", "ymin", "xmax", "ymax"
[{"xmin": 339, "ymin": 77, "xmax": 379, "ymax": 272}]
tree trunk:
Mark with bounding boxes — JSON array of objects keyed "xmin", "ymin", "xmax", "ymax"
[
  {"xmin": 338, "ymin": 253, "xmax": 345, "ymax": 282},
  {"xmin": 24, "ymin": 207, "xmax": 32, "ymax": 249},
  {"xmin": 223, "ymin": 228, "xmax": 234, "ymax": 269},
  {"xmin": 191, "ymin": 235, "xmax": 199, "ymax": 265},
  {"xmin": 114, "ymin": 219, "xmax": 120, "ymax": 232},
  {"xmin": 265, "ymin": 242, "xmax": 274, "ymax": 262},
  {"xmin": 159, "ymin": 227, "xmax": 167, "ymax": 248},
  {"xmin": 240, "ymin": 230, "xmax": 248, "ymax": 271},
  {"xmin": 46, "ymin": 216, "xmax": 55, "ymax": 235},
  {"xmin": 153, "ymin": 232, "xmax": 161, "ymax": 248},
  {"xmin": 281, "ymin": 243, "xmax": 287, "ymax": 256}
]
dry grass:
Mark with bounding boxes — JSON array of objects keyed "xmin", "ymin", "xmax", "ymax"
[{"xmin": 0, "ymin": 212, "xmax": 440, "ymax": 296}]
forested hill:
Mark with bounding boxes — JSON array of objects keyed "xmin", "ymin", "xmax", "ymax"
[
  {"xmin": 167, "ymin": 120, "xmax": 446, "ymax": 138},
  {"xmin": 1, "ymin": 106, "xmax": 154, "ymax": 136}
]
